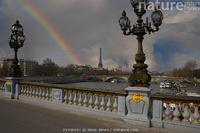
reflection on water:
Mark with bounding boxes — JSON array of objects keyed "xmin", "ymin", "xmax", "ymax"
[{"xmin": 58, "ymin": 82, "xmax": 177, "ymax": 95}]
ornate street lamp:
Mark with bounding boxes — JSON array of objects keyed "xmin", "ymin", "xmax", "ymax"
[
  {"xmin": 119, "ymin": 0, "xmax": 163, "ymax": 87},
  {"xmin": 9, "ymin": 20, "xmax": 26, "ymax": 77}
]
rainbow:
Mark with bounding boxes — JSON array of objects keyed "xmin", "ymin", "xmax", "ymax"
[{"xmin": 16, "ymin": 0, "xmax": 82, "ymax": 65}]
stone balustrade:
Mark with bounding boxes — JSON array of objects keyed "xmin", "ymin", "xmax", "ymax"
[
  {"xmin": 151, "ymin": 93, "xmax": 200, "ymax": 132},
  {"xmin": 14, "ymin": 81, "xmax": 127, "ymax": 116},
  {"xmin": 0, "ymin": 79, "xmax": 200, "ymax": 132}
]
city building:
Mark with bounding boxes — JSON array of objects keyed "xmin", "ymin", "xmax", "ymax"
[
  {"xmin": 0, "ymin": 58, "xmax": 38, "ymax": 76},
  {"xmin": 19, "ymin": 59, "xmax": 38, "ymax": 76}
]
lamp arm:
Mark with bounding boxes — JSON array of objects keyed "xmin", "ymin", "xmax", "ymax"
[
  {"xmin": 123, "ymin": 31, "xmax": 132, "ymax": 36},
  {"xmin": 145, "ymin": 24, "xmax": 159, "ymax": 34}
]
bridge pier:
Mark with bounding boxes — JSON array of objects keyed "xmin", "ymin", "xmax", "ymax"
[
  {"xmin": 124, "ymin": 87, "xmax": 156, "ymax": 127},
  {"xmin": 5, "ymin": 77, "xmax": 23, "ymax": 99}
]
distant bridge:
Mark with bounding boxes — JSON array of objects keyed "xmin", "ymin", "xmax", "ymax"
[{"xmin": 85, "ymin": 75, "xmax": 184, "ymax": 82}]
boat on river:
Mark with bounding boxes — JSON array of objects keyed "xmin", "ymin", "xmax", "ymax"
[{"xmin": 160, "ymin": 80, "xmax": 172, "ymax": 88}]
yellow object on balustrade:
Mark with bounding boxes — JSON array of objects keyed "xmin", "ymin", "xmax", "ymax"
[
  {"xmin": 128, "ymin": 94, "xmax": 146, "ymax": 105},
  {"xmin": 113, "ymin": 95, "xmax": 118, "ymax": 98},
  {"xmin": 193, "ymin": 103, "xmax": 200, "ymax": 107},
  {"xmin": 164, "ymin": 101, "xmax": 171, "ymax": 104},
  {"xmin": 132, "ymin": 94, "xmax": 143, "ymax": 103},
  {"xmin": 113, "ymin": 109, "xmax": 118, "ymax": 112},
  {"xmin": 100, "ymin": 94, "xmax": 105, "ymax": 97},
  {"xmin": 89, "ymin": 92, "xmax": 93, "ymax": 95},
  {"xmin": 174, "ymin": 102, "xmax": 180, "ymax": 104},
  {"xmin": 183, "ymin": 103, "xmax": 190, "ymax": 106},
  {"xmin": 6, "ymin": 81, "xmax": 11, "ymax": 86},
  {"xmin": 106, "ymin": 94, "xmax": 112, "ymax": 97}
]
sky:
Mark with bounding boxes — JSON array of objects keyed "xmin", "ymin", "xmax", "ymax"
[{"xmin": 0, "ymin": 0, "xmax": 200, "ymax": 72}]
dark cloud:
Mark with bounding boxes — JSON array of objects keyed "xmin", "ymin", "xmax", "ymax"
[{"xmin": 0, "ymin": 0, "xmax": 200, "ymax": 72}]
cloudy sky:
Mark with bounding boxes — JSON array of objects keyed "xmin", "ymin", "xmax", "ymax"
[{"xmin": 0, "ymin": 0, "xmax": 200, "ymax": 72}]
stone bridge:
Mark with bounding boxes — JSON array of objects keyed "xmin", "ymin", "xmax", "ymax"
[
  {"xmin": 85, "ymin": 75, "xmax": 184, "ymax": 82},
  {"xmin": 0, "ymin": 78, "xmax": 199, "ymax": 132}
]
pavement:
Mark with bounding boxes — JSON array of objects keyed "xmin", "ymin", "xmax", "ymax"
[{"xmin": 0, "ymin": 95, "xmax": 193, "ymax": 133}]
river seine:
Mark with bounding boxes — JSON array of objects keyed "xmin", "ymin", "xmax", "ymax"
[{"xmin": 59, "ymin": 81, "xmax": 177, "ymax": 95}]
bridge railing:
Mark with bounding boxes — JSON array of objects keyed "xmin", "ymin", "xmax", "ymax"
[
  {"xmin": 1, "ymin": 79, "xmax": 200, "ymax": 131},
  {"xmin": 14, "ymin": 81, "xmax": 127, "ymax": 116},
  {"xmin": 151, "ymin": 93, "xmax": 200, "ymax": 131}
]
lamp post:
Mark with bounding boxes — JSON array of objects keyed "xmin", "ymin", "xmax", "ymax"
[
  {"xmin": 119, "ymin": 0, "xmax": 163, "ymax": 87},
  {"xmin": 9, "ymin": 20, "xmax": 26, "ymax": 77}
]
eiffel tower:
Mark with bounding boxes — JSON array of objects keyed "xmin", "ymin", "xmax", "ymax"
[{"xmin": 98, "ymin": 48, "xmax": 103, "ymax": 68}]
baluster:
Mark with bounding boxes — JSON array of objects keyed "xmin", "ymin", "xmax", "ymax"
[
  {"xmin": 192, "ymin": 104, "xmax": 200, "ymax": 124},
  {"xmin": 1, "ymin": 82, "xmax": 3, "ymax": 90},
  {"xmin": 32, "ymin": 86, "xmax": 36, "ymax": 98},
  {"xmin": 100, "ymin": 94, "xmax": 106, "ymax": 110},
  {"xmin": 113, "ymin": 95, "xmax": 118, "ymax": 112},
  {"xmin": 20, "ymin": 85, "xmax": 24, "ymax": 95},
  {"xmin": 24, "ymin": 85, "xmax": 27, "ymax": 96},
  {"xmin": 88, "ymin": 93, "xmax": 94, "ymax": 108},
  {"xmin": 2, "ymin": 82, "xmax": 4, "ymax": 90},
  {"xmin": 94, "ymin": 93, "xmax": 100, "ymax": 109},
  {"xmin": 25, "ymin": 86, "xmax": 28, "ymax": 96},
  {"xmin": 64, "ymin": 90, "xmax": 68, "ymax": 103},
  {"xmin": 1, "ymin": 82, "xmax": 4, "ymax": 91},
  {"xmin": 45, "ymin": 88, "xmax": 49, "ymax": 100},
  {"xmin": 0, "ymin": 82, "xmax": 2, "ymax": 91},
  {"xmin": 68, "ymin": 90, "xmax": 73, "ymax": 104},
  {"xmin": 78, "ymin": 92, "xmax": 83, "ymax": 106},
  {"xmin": 29, "ymin": 86, "xmax": 32, "ymax": 97},
  {"xmin": 49, "ymin": 88, "xmax": 52, "ymax": 100},
  {"xmin": 173, "ymin": 102, "xmax": 181, "ymax": 121},
  {"xmin": 42, "ymin": 87, "xmax": 46, "ymax": 100},
  {"xmin": 106, "ymin": 94, "xmax": 112, "ymax": 111},
  {"xmin": 39, "ymin": 87, "xmax": 42, "ymax": 99},
  {"xmin": 35, "ymin": 86, "xmax": 39, "ymax": 98},
  {"xmin": 83, "ymin": 92, "xmax": 88, "ymax": 107},
  {"xmin": 26, "ymin": 86, "xmax": 29, "ymax": 96},
  {"xmin": 182, "ymin": 103, "xmax": 190, "ymax": 122},
  {"xmin": 0, "ymin": 82, "xmax": 1, "ymax": 91},
  {"xmin": 73, "ymin": 91, "xmax": 78, "ymax": 105},
  {"xmin": 164, "ymin": 101, "xmax": 172, "ymax": 120}
]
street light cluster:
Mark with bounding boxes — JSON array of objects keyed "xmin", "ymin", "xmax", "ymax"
[
  {"xmin": 119, "ymin": 0, "xmax": 163, "ymax": 35},
  {"xmin": 119, "ymin": 0, "xmax": 163, "ymax": 87},
  {"xmin": 8, "ymin": 20, "xmax": 26, "ymax": 77}
]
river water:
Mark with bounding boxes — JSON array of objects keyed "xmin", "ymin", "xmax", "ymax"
[{"xmin": 59, "ymin": 81, "xmax": 177, "ymax": 95}]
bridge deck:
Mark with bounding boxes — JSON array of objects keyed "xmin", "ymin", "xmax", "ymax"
[{"xmin": 0, "ymin": 95, "xmax": 191, "ymax": 133}]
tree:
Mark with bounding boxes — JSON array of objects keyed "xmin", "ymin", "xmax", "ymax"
[
  {"xmin": 183, "ymin": 60, "xmax": 197, "ymax": 77},
  {"xmin": 171, "ymin": 59, "xmax": 198, "ymax": 78},
  {"xmin": 42, "ymin": 58, "xmax": 58, "ymax": 76},
  {"xmin": 184, "ymin": 60, "xmax": 197, "ymax": 71},
  {"xmin": 32, "ymin": 58, "xmax": 59, "ymax": 76}
]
